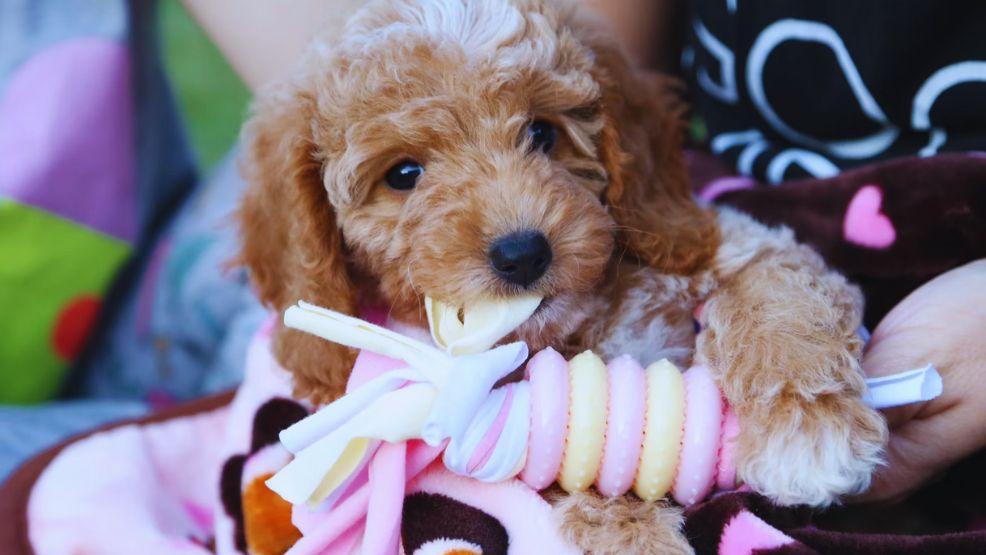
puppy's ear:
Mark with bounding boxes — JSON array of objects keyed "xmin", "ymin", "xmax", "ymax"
[
  {"xmin": 237, "ymin": 84, "xmax": 358, "ymax": 403},
  {"xmin": 589, "ymin": 35, "xmax": 720, "ymax": 275}
]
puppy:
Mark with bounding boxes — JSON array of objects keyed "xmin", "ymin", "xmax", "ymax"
[{"xmin": 237, "ymin": 0, "xmax": 887, "ymax": 552}]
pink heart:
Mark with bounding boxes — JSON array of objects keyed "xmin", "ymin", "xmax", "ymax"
[
  {"xmin": 843, "ymin": 185, "xmax": 896, "ymax": 249},
  {"xmin": 719, "ymin": 510, "xmax": 796, "ymax": 555}
]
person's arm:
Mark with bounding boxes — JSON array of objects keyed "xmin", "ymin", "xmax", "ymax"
[
  {"xmin": 180, "ymin": 0, "xmax": 366, "ymax": 92},
  {"xmin": 185, "ymin": 0, "xmax": 682, "ymax": 92}
]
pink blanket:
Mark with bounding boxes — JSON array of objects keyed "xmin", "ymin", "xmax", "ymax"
[{"xmin": 16, "ymin": 321, "xmax": 575, "ymax": 555}]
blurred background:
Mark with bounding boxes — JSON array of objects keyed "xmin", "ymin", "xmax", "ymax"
[{"xmin": 161, "ymin": 1, "xmax": 248, "ymax": 170}]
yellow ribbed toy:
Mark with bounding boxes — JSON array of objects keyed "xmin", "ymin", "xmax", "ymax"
[
  {"xmin": 633, "ymin": 359, "xmax": 686, "ymax": 501},
  {"xmin": 558, "ymin": 351, "xmax": 609, "ymax": 492}
]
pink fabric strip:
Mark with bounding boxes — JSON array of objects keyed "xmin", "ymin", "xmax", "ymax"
[
  {"xmin": 287, "ymin": 488, "xmax": 370, "ymax": 555},
  {"xmin": 405, "ymin": 440, "xmax": 446, "ymax": 478},
  {"xmin": 697, "ymin": 176, "xmax": 756, "ymax": 203},
  {"xmin": 323, "ymin": 523, "xmax": 364, "ymax": 555},
  {"xmin": 467, "ymin": 384, "xmax": 515, "ymax": 475},
  {"xmin": 363, "ymin": 442, "xmax": 407, "ymax": 555},
  {"xmin": 288, "ymin": 441, "xmax": 445, "ymax": 555}
]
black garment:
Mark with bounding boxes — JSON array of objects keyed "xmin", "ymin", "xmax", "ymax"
[{"xmin": 683, "ymin": 0, "xmax": 986, "ymax": 183}]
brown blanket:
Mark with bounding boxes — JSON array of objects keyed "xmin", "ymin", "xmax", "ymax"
[{"xmin": 690, "ymin": 151, "xmax": 986, "ymax": 327}]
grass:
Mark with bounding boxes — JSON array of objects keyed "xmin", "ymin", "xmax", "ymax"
[{"xmin": 159, "ymin": 1, "xmax": 250, "ymax": 170}]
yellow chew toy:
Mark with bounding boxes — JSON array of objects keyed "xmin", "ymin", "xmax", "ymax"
[
  {"xmin": 634, "ymin": 360, "xmax": 686, "ymax": 501},
  {"xmin": 558, "ymin": 351, "xmax": 609, "ymax": 492}
]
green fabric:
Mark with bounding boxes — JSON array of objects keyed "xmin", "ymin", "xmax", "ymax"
[{"xmin": 0, "ymin": 200, "xmax": 130, "ymax": 403}]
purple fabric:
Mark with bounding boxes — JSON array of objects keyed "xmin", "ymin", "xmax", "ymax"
[{"xmin": 0, "ymin": 38, "xmax": 136, "ymax": 242}]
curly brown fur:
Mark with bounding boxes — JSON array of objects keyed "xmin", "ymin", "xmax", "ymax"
[
  {"xmin": 552, "ymin": 490, "xmax": 693, "ymax": 555},
  {"xmin": 237, "ymin": 0, "xmax": 886, "ymax": 551},
  {"xmin": 237, "ymin": 84, "xmax": 358, "ymax": 403},
  {"xmin": 697, "ymin": 209, "xmax": 888, "ymax": 507}
]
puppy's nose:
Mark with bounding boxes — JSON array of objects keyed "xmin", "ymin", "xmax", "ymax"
[{"xmin": 488, "ymin": 230, "xmax": 552, "ymax": 287}]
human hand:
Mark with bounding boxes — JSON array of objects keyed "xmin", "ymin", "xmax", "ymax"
[{"xmin": 858, "ymin": 260, "xmax": 986, "ymax": 502}]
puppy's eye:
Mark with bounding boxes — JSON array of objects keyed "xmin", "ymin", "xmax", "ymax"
[
  {"xmin": 525, "ymin": 120, "xmax": 556, "ymax": 154},
  {"xmin": 385, "ymin": 160, "xmax": 424, "ymax": 191}
]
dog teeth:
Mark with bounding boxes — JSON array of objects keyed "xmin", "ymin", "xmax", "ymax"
[{"xmin": 425, "ymin": 295, "xmax": 542, "ymax": 355}]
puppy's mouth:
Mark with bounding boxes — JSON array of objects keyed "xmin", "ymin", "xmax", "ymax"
[{"xmin": 424, "ymin": 294, "xmax": 543, "ymax": 355}]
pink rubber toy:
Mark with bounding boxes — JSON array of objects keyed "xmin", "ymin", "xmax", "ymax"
[
  {"xmin": 672, "ymin": 365, "xmax": 724, "ymax": 506},
  {"xmin": 717, "ymin": 409, "xmax": 741, "ymax": 491},
  {"xmin": 521, "ymin": 348, "xmax": 570, "ymax": 490},
  {"xmin": 520, "ymin": 355, "xmax": 735, "ymax": 506},
  {"xmin": 595, "ymin": 355, "xmax": 647, "ymax": 497}
]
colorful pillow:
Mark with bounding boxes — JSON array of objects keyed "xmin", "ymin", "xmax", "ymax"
[{"xmin": 0, "ymin": 31, "xmax": 136, "ymax": 402}]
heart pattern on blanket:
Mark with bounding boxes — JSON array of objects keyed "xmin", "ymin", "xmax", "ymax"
[
  {"xmin": 718, "ymin": 510, "xmax": 797, "ymax": 555},
  {"xmin": 843, "ymin": 184, "xmax": 896, "ymax": 249}
]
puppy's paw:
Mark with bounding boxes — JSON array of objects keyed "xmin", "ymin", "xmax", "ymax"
[
  {"xmin": 737, "ymin": 394, "xmax": 887, "ymax": 507},
  {"xmin": 553, "ymin": 490, "xmax": 694, "ymax": 555}
]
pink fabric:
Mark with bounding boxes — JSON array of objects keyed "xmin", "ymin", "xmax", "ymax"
[
  {"xmin": 320, "ymin": 524, "xmax": 364, "ymax": 555},
  {"xmin": 697, "ymin": 176, "xmax": 757, "ymax": 203},
  {"xmin": 288, "ymin": 487, "xmax": 372, "ymax": 555},
  {"xmin": 213, "ymin": 329, "xmax": 296, "ymax": 554},
  {"xmin": 20, "ymin": 321, "xmax": 294, "ymax": 555},
  {"xmin": 182, "ymin": 500, "xmax": 215, "ymax": 533},
  {"xmin": 409, "ymin": 467, "xmax": 580, "ymax": 554},
  {"xmin": 258, "ymin": 314, "xmax": 278, "ymax": 338},
  {"xmin": 292, "ymin": 467, "xmax": 369, "ymax": 538},
  {"xmin": 242, "ymin": 444, "xmax": 292, "ymax": 488},
  {"xmin": 24, "ymin": 314, "xmax": 582, "ymax": 554},
  {"xmin": 0, "ymin": 39, "xmax": 136, "ymax": 242},
  {"xmin": 349, "ymin": 350, "xmax": 406, "ymax": 389},
  {"xmin": 364, "ymin": 442, "xmax": 407, "ymax": 555},
  {"xmin": 287, "ymin": 442, "xmax": 444, "ymax": 555},
  {"xmin": 27, "ymin": 408, "xmax": 229, "ymax": 554},
  {"xmin": 719, "ymin": 510, "xmax": 796, "ymax": 555}
]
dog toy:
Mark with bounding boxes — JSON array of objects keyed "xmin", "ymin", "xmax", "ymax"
[
  {"xmin": 266, "ymin": 298, "xmax": 941, "ymax": 509},
  {"xmin": 520, "ymin": 349, "xmax": 734, "ymax": 504}
]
